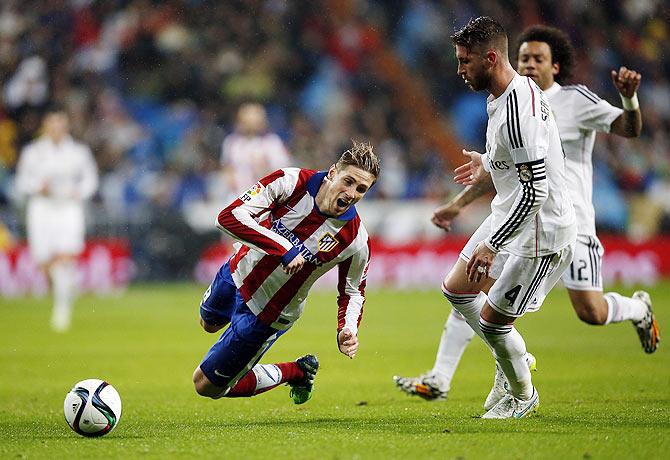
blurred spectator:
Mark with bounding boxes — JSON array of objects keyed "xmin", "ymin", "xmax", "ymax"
[{"xmin": 220, "ymin": 102, "xmax": 292, "ymax": 192}]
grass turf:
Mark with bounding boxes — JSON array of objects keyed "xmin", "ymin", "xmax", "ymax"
[{"xmin": 1, "ymin": 282, "xmax": 668, "ymax": 459}]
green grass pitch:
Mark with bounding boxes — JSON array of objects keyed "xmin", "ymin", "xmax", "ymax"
[{"xmin": 1, "ymin": 282, "xmax": 669, "ymax": 459}]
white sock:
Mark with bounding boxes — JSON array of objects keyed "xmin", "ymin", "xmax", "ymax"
[
  {"xmin": 431, "ymin": 309, "xmax": 475, "ymax": 389},
  {"xmin": 479, "ymin": 318, "xmax": 533, "ymax": 400},
  {"xmin": 604, "ymin": 292, "xmax": 647, "ymax": 324},
  {"xmin": 252, "ymin": 364, "xmax": 282, "ymax": 392},
  {"xmin": 49, "ymin": 261, "xmax": 77, "ymax": 332}
]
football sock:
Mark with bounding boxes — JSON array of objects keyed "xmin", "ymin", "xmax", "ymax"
[
  {"xmin": 442, "ymin": 288, "xmax": 488, "ymax": 342},
  {"xmin": 604, "ymin": 292, "xmax": 647, "ymax": 324},
  {"xmin": 226, "ymin": 362, "xmax": 304, "ymax": 397},
  {"xmin": 49, "ymin": 261, "xmax": 77, "ymax": 332},
  {"xmin": 479, "ymin": 318, "xmax": 533, "ymax": 400},
  {"xmin": 431, "ymin": 309, "xmax": 475, "ymax": 389},
  {"xmin": 444, "ymin": 288, "xmax": 533, "ymax": 401}
]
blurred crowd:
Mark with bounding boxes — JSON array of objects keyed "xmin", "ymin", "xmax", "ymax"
[{"xmin": 1, "ymin": 0, "xmax": 669, "ymax": 244}]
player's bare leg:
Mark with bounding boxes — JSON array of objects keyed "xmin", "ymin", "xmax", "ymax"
[{"xmin": 569, "ymin": 288, "xmax": 660, "ymax": 353}]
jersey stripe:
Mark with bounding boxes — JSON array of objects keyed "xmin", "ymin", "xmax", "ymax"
[
  {"xmin": 258, "ymin": 214, "xmax": 360, "ymax": 325},
  {"xmin": 526, "ymin": 77, "xmax": 536, "ymax": 117},
  {"xmin": 506, "ymin": 90, "xmax": 524, "ymax": 148},
  {"xmin": 239, "ymin": 208, "xmax": 328, "ymax": 302},
  {"xmin": 563, "ymin": 86, "xmax": 599, "ymax": 104},
  {"xmin": 489, "ymin": 177, "xmax": 535, "ymax": 250},
  {"xmin": 516, "ymin": 254, "xmax": 554, "ymax": 314},
  {"xmin": 512, "ymin": 90, "xmax": 524, "ymax": 147},
  {"xmin": 336, "ymin": 257, "xmax": 353, "ymax": 330}
]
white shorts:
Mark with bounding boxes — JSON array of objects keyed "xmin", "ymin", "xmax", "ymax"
[
  {"xmin": 561, "ymin": 234, "xmax": 604, "ymax": 291},
  {"xmin": 488, "ymin": 244, "xmax": 574, "ymax": 317},
  {"xmin": 27, "ymin": 198, "xmax": 86, "ymax": 264}
]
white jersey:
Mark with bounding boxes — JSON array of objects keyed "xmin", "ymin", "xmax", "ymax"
[
  {"xmin": 220, "ymin": 132, "xmax": 292, "ymax": 192},
  {"xmin": 15, "ymin": 135, "xmax": 98, "ymax": 262},
  {"xmin": 483, "ymin": 74, "xmax": 576, "ymax": 257},
  {"xmin": 544, "ymin": 83, "xmax": 623, "ymax": 236},
  {"xmin": 15, "ymin": 135, "xmax": 98, "ymax": 204}
]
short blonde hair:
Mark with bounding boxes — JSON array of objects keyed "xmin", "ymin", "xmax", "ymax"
[{"xmin": 336, "ymin": 140, "xmax": 380, "ymax": 178}]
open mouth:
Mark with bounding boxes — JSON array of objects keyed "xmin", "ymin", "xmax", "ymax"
[{"xmin": 337, "ymin": 198, "xmax": 351, "ymax": 209}]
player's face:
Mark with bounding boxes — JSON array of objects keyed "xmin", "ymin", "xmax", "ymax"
[
  {"xmin": 455, "ymin": 45, "xmax": 490, "ymax": 91},
  {"xmin": 517, "ymin": 41, "xmax": 558, "ymax": 91},
  {"xmin": 321, "ymin": 165, "xmax": 375, "ymax": 217},
  {"xmin": 43, "ymin": 112, "xmax": 70, "ymax": 143}
]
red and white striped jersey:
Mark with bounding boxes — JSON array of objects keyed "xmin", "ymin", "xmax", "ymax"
[{"xmin": 217, "ymin": 167, "xmax": 370, "ymax": 333}]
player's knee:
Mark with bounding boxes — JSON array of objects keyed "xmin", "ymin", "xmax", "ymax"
[
  {"xmin": 200, "ymin": 317, "xmax": 223, "ymax": 334},
  {"xmin": 573, "ymin": 299, "xmax": 607, "ymax": 325},
  {"xmin": 193, "ymin": 368, "xmax": 224, "ymax": 399}
]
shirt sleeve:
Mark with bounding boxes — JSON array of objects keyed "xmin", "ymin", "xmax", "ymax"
[
  {"xmin": 14, "ymin": 145, "xmax": 42, "ymax": 198},
  {"xmin": 216, "ymin": 168, "xmax": 299, "ymax": 263},
  {"xmin": 485, "ymin": 89, "xmax": 549, "ymax": 252},
  {"xmin": 570, "ymin": 85, "xmax": 623, "ymax": 133},
  {"xmin": 336, "ymin": 238, "xmax": 370, "ymax": 336}
]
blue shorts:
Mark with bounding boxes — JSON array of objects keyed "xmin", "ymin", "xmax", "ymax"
[{"xmin": 198, "ymin": 261, "xmax": 287, "ymax": 390}]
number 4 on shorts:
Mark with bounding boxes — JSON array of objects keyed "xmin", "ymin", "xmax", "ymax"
[{"xmin": 504, "ymin": 285, "xmax": 522, "ymax": 307}]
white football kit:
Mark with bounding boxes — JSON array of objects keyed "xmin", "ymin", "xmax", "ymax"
[
  {"xmin": 461, "ymin": 74, "xmax": 576, "ymax": 316},
  {"xmin": 544, "ymin": 83, "xmax": 623, "ymax": 291},
  {"xmin": 15, "ymin": 135, "xmax": 98, "ymax": 263}
]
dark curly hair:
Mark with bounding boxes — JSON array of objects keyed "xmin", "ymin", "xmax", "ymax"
[
  {"xmin": 516, "ymin": 25, "xmax": 575, "ymax": 84},
  {"xmin": 451, "ymin": 16, "xmax": 508, "ymax": 54}
]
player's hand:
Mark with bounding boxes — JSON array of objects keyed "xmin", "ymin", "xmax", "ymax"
[
  {"xmin": 466, "ymin": 242, "xmax": 497, "ymax": 283},
  {"xmin": 337, "ymin": 328, "xmax": 358, "ymax": 359},
  {"xmin": 611, "ymin": 66, "xmax": 641, "ymax": 98},
  {"xmin": 38, "ymin": 183, "xmax": 50, "ymax": 197},
  {"xmin": 431, "ymin": 202, "xmax": 461, "ymax": 232},
  {"xmin": 454, "ymin": 149, "xmax": 486, "ymax": 186},
  {"xmin": 283, "ymin": 253, "xmax": 305, "ymax": 275}
]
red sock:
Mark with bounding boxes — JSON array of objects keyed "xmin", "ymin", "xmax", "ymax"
[
  {"xmin": 225, "ymin": 371, "xmax": 257, "ymax": 397},
  {"xmin": 276, "ymin": 361, "xmax": 304, "ymax": 384},
  {"xmin": 225, "ymin": 362, "xmax": 305, "ymax": 397}
]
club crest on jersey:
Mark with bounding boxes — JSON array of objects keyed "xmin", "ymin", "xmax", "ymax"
[
  {"xmin": 240, "ymin": 182, "xmax": 264, "ymax": 202},
  {"xmin": 518, "ymin": 164, "xmax": 533, "ymax": 182},
  {"xmin": 318, "ymin": 232, "xmax": 339, "ymax": 252}
]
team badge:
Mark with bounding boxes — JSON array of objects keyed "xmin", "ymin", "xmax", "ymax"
[
  {"xmin": 518, "ymin": 164, "xmax": 533, "ymax": 182},
  {"xmin": 317, "ymin": 232, "xmax": 339, "ymax": 252},
  {"xmin": 239, "ymin": 182, "xmax": 264, "ymax": 202}
]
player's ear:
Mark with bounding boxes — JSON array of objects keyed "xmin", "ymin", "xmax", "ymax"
[
  {"xmin": 327, "ymin": 164, "xmax": 337, "ymax": 180},
  {"xmin": 552, "ymin": 62, "xmax": 560, "ymax": 77},
  {"xmin": 484, "ymin": 50, "xmax": 498, "ymax": 69}
]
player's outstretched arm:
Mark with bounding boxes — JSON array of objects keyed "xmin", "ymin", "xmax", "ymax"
[
  {"xmin": 338, "ymin": 328, "xmax": 358, "ymax": 359},
  {"xmin": 610, "ymin": 66, "xmax": 642, "ymax": 138},
  {"xmin": 434, "ymin": 158, "xmax": 494, "ymax": 231}
]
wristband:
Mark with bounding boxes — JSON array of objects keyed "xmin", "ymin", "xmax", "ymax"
[{"xmin": 620, "ymin": 93, "xmax": 639, "ymax": 111}]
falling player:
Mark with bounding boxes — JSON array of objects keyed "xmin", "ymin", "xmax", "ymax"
[
  {"xmin": 395, "ymin": 24, "xmax": 659, "ymax": 405},
  {"xmin": 192, "ymin": 141, "xmax": 378, "ymax": 404}
]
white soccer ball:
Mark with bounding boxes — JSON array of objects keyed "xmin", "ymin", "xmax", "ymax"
[{"xmin": 63, "ymin": 379, "xmax": 122, "ymax": 437}]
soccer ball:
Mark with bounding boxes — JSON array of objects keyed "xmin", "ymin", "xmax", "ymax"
[{"xmin": 63, "ymin": 379, "xmax": 122, "ymax": 437}]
